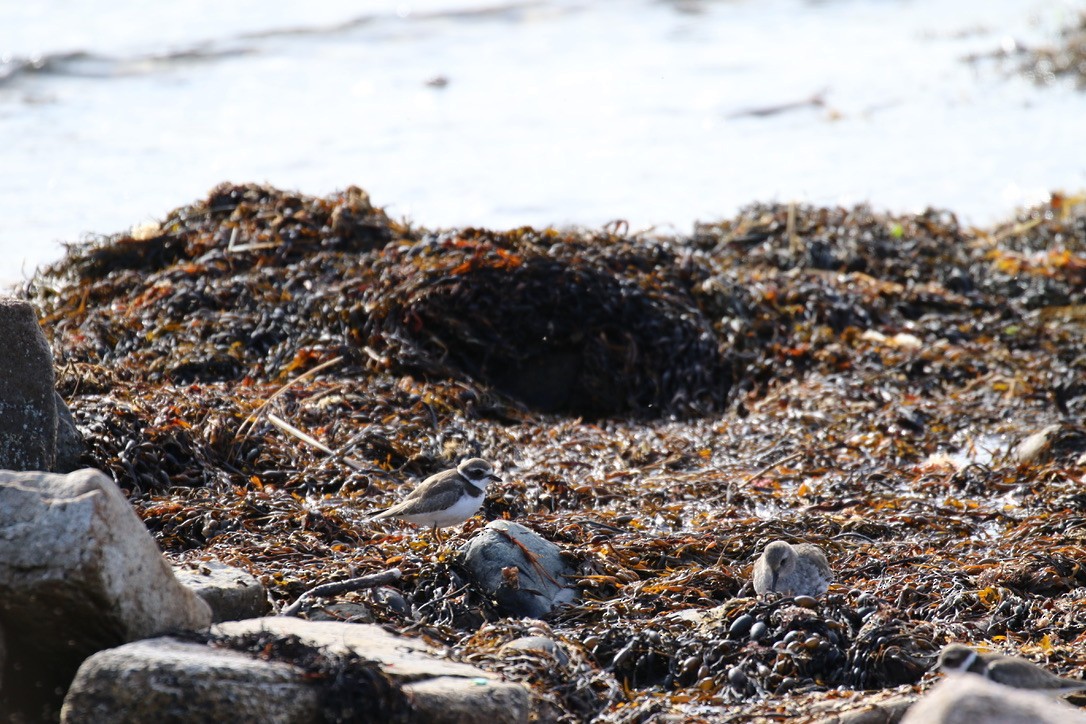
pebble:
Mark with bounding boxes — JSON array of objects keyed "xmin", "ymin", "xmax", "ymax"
[
  {"xmin": 749, "ymin": 622, "xmax": 768, "ymax": 641},
  {"xmin": 371, "ymin": 586, "xmax": 408, "ymax": 615},
  {"xmin": 727, "ymin": 666, "xmax": 748, "ymax": 688},
  {"xmin": 679, "ymin": 656, "xmax": 701, "ymax": 678},
  {"xmin": 728, "ymin": 614, "xmax": 754, "ymax": 638}
]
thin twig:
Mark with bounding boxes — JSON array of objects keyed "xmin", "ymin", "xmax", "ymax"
[
  {"xmin": 236, "ymin": 355, "xmax": 344, "ymax": 439},
  {"xmin": 280, "ymin": 568, "xmax": 403, "ymax": 617},
  {"xmin": 225, "ymin": 225, "xmax": 282, "ymax": 253},
  {"xmin": 267, "ymin": 413, "xmax": 366, "ymax": 471},
  {"xmin": 573, "ymin": 518, "xmax": 627, "ymax": 534},
  {"xmin": 726, "ymin": 450, "xmax": 806, "ymax": 505},
  {"xmin": 787, "ymin": 200, "xmax": 800, "ymax": 254}
]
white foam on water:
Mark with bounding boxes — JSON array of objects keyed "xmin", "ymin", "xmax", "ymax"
[{"xmin": 2, "ymin": 0, "xmax": 1085, "ymax": 286}]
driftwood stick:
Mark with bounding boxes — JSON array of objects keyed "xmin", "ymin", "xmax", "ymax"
[{"xmin": 280, "ymin": 568, "xmax": 403, "ymax": 617}]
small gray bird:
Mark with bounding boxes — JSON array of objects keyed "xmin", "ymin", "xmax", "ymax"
[
  {"xmin": 937, "ymin": 643, "xmax": 1086, "ymax": 697},
  {"xmin": 369, "ymin": 458, "xmax": 500, "ymax": 541},
  {"xmin": 752, "ymin": 540, "xmax": 832, "ymax": 597}
]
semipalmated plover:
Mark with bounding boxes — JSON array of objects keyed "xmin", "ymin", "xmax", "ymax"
[
  {"xmin": 369, "ymin": 458, "xmax": 500, "ymax": 540},
  {"xmin": 937, "ymin": 643, "xmax": 1086, "ymax": 697},
  {"xmin": 752, "ymin": 540, "xmax": 832, "ymax": 597}
]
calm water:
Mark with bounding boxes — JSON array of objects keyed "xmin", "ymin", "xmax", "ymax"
[{"xmin": 2, "ymin": 0, "xmax": 1085, "ymax": 285}]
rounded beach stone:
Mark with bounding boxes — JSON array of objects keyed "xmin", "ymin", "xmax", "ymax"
[{"xmin": 460, "ymin": 520, "xmax": 576, "ymax": 618}]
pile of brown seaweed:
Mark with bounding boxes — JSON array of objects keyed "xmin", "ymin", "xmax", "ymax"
[{"xmin": 24, "ymin": 183, "xmax": 1086, "ymax": 721}]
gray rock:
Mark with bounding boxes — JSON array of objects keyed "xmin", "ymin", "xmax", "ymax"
[
  {"xmin": 372, "ymin": 585, "xmax": 409, "ymax": 615},
  {"xmin": 60, "ymin": 638, "xmax": 320, "ymax": 724},
  {"xmin": 174, "ymin": 560, "xmax": 269, "ymax": 623},
  {"xmin": 220, "ymin": 619, "xmax": 531, "ymax": 721},
  {"xmin": 460, "ymin": 520, "xmax": 576, "ymax": 618},
  {"xmin": 402, "ymin": 676, "xmax": 530, "ymax": 724},
  {"xmin": 0, "ymin": 298, "xmax": 57, "ymax": 470},
  {"xmin": 215, "ymin": 618, "xmax": 493, "ymax": 682},
  {"xmin": 54, "ymin": 392, "xmax": 85, "ymax": 473},
  {"xmin": 901, "ymin": 675, "xmax": 1086, "ymax": 724},
  {"xmin": 0, "ymin": 468, "xmax": 212, "ymax": 716},
  {"xmin": 61, "ymin": 626, "xmax": 531, "ymax": 724}
]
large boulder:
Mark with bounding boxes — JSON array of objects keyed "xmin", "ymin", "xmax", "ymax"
[
  {"xmin": 61, "ymin": 638, "xmax": 320, "ymax": 724},
  {"xmin": 402, "ymin": 676, "xmax": 529, "ymax": 724},
  {"xmin": 0, "ymin": 299, "xmax": 57, "ymax": 470},
  {"xmin": 901, "ymin": 674, "xmax": 1086, "ymax": 724},
  {"xmin": 813, "ymin": 693, "xmax": 916, "ymax": 723},
  {"xmin": 461, "ymin": 520, "xmax": 576, "ymax": 618},
  {"xmin": 0, "ymin": 468, "xmax": 211, "ymax": 718}
]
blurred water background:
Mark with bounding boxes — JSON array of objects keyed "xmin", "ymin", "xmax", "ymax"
[{"xmin": 2, "ymin": 0, "xmax": 1085, "ymax": 286}]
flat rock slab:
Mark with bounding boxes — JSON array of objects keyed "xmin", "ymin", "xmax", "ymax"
[
  {"xmin": 0, "ymin": 468, "xmax": 211, "ymax": 715},
  {"xmin": 62, "ymin": 621, "xmax": 531, "ymax": 723},
  {"xmin": 215, "ymin": 618, "xmax": 493, "ymax": 682},
  {"xmin": 174, "ymin": 560, "xmax": 269, "ymax": 623},
  {"xmin": 61, "ymin": 638, "xmax": 319, "ymax": 724}
]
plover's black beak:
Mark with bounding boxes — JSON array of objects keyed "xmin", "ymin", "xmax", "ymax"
[{"xmin": 489, "ymin": 473, "xmax": 502, "ymax": 482}]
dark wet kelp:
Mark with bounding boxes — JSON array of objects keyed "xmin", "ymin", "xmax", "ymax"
[{"xmin": 23, "ymin": 184, "xmax": 1086, "ymax": 721}]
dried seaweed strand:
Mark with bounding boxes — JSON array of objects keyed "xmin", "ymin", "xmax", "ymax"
[
  {"xmin": 267, "ymin": 413, "xmax": 366, "ymax": 471},
  {"xmin": 498, "ymin": 529, "xmax": 566, "ymax": 588},
  {"xmin": 236, "ymin": 355, "xmax": 344, "ymax": 439},
  {"xmin": 726, "ymin": 450, "xmax": 806, "ymax": 505}
]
